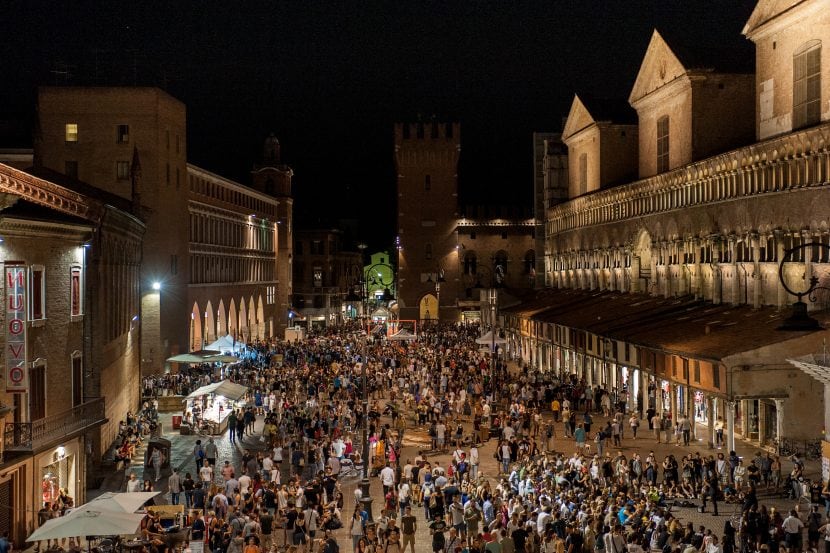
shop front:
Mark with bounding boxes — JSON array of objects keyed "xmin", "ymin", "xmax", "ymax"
[{"xmin": 37, "ymin": 441, "xmax": 79, "ymax": 509}]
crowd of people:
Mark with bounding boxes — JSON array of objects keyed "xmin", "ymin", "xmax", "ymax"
[{"xmin": 83, "ymin": 321, "xmax": 826, "ymax": 553}]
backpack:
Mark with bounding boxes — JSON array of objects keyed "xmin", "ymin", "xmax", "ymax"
[{"xmin": 429, "ymin": 493, "xmax": 438, "ymax": 509}]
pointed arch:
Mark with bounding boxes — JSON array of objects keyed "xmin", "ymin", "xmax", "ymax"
[
  {"xmin": 228, "ymin": 298, "xmax": 238, "ymax": 340},
  {"xmin": 217, "ymin": 299, "xmax": 228, "ymax": 336},
  {"xmin": 257, "ymin": 295, "xmax": 266, "ymax": 340},
  {"xmin": 238, "ymin": 297, "xmax": 248, "ymax": 343},
  {"xmin": 248, "ymin": 296, "xmax": 257, "ymax": 340},
  {"xmin": 204, "ymin": 300, "xmax": 216, "ymax": 343},
  {"xmin": 419, "ymin": 293, "xmax": 438, "ymax": 322},
  {"xmin": 190, "ymin": 301, "xmax": 203, "ymax": 351}
]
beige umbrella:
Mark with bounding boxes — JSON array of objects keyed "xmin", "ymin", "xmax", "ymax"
[{"xmin": 86, "ymin": 491, "xmax": 160, "ymax": 513}]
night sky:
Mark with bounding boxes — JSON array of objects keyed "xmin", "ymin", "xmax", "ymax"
[{"xmin": 1, "ymin": 1, "xmax": 756, "ymax": 249}]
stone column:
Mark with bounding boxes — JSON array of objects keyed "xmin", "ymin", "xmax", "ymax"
[
  {"xmin": 775, "ymin": 229, "xmax": 786, "ymax": 308},
  {"xmin": 641, "ymin": 370, "xmax": 649, "ymax": 421},
  {"xmin": 727, "ymin": 400, "xmax": 736, "ymax": 453},
  {"xmin": 751, "ymin": 233, "xmax": 762, "ymax": 309},
  {"xmin": 774, "ymin": 398, "xmax": 785, "ymax": 444},
  {"xmin": 740, "ymin": 400, "xmax": 750, "ymax": 437},
  {"xmin": 707, "ymin": 396, "xmax": 715, "ymax": 448},
  {"xmin": 729, "ymin": 235, "xmax": 739, "ymax": 305},
  {"xmin": 758, "ymin": 402, "xmax": 767, "ymax": 445},
  {"xmin": 694, "ymin": 238, "xmax": 703, "ymax": 300}
]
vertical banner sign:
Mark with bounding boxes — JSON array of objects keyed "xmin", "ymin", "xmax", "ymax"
[{"xmin": 5, "ymin": 266, "xmax": 27, "ymax": 393}]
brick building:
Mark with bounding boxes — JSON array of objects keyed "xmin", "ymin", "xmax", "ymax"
[
  {"xmin": 0, "ymin": 163, "xmax": 144, "ymax": 546},
  {"xmin": 35, "ymin": 87, "xmax": 293, "ymax": 372},
  {"xmin": 395, "ymin": 122, "xmax": 536, "ymax": 323}
]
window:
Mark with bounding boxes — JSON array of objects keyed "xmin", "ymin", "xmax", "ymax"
[
  {"xmin": 793, "ymin": 40, "xmax": 821, "ymax": 130},
  {"xmin": 657, "ymin": 116, "xmax": 670, "ymax": 173},
  {"xmin": 425, "ymin": 243, "xmax": 433, "ymax": 260},
  {"xmin": 116, "ymin": 124, "xmax": 130, "ymax": 144},
  {"xmin": 65, "ymin": 123, "xmax": 78, "ymax": 142},
  {"xmin": 313, "ymin": 267, "xmax": 323, "ymax": 287},
  {"xmin": 65, "ymin": 161, "xmax": 78, "ymax": 179},
  {"xmin": 30, "ymin": 362, "xmax": 46, "ymax": 420},
  {"xmin": 424, "ymin": 175, "xmax": 431, "ymax": 191},
  {"xmin": 30, "ymin": 265, "xmax": 45, "ymax": 321},
  {"xmin": 116, "ymin": 161, "xmax": 130, "ymax": 180},
  {"xmin": 578, "ymin": 153, "xmax": 587, "ymax": 195},
  {"xmin": 70, "ymin": 266, "xmax": 83, "ymax": 318}
]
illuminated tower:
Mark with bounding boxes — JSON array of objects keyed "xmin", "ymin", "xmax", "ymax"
[{"xmin": 394, "ymin": 121, "xmax": 461, "ymax": 322}]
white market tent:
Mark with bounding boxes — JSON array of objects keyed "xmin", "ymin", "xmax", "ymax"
[
  {"xmin": 206, "ymin": 334, "xmax": 242, "ymax": 353},
  {"xmin": 186, "ymin": 380, "xmax": 248, "ymax": 401}
]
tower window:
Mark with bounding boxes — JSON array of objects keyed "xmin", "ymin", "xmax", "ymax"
[
  {"xmin": 116, "ymin": 124, "xmax": 130, "ymax": 144},
  {"xmin": 116, "ymin": 161, "xmax": 130, "ymax": 180},
  {"xmin": 793, "ymin": 40, "xmax": 821, "ymax": 130},
  {"xmin": 65, "ymin": 123, "xmax": 78, "ymax": 142},
  {"xmin": 657, "ymin": 116, "xmax": 670, "ymax": 173}
]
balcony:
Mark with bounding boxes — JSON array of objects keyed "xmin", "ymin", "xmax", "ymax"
[
  {"xmin": 547, "ymin": 122, "xmax": 830, "ymax": 235},
  {"xmin": 4, "ymin": 398, "xmax": 106, "ymax": 452}
]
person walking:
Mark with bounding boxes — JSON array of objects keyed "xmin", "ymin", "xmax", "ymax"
[{"xmin": 168, "ymin": 468, "xmax": 182, "ymax": 505}]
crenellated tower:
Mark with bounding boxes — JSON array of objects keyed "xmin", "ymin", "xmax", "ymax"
[{"xmin": 394, "ymin": 121, "xmax": 461, "ymax": 322}]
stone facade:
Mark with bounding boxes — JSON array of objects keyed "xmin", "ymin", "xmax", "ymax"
[
  {"xmin": 515, "ymin": 0, "xmax": 830, "ymax": 449},
  {"xmin": 744, "ymin": 0, "xmax": 830, "ymax": 140}
]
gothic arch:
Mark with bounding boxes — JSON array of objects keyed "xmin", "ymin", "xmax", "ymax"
[
  {"xmin": 257, "ymin": 296, "xmax": 265, "ymax": 340},
  {"xmin": 204, "ymin": 300, "xmax": 216, "ymax": 343},
  {"xmin": 217, "ymin": 299, "xmax": 228, "ymax": 336},
  {"xmin": 190, "ymin": 302, "xmax": 203, "ymax": 351},
  {"xmin": 228, "ymin": 299, "xmax": 238, "ymax": 339},
  {"xmin": 238, "ymin": 297, "xmax": 248, "ymax": 343}
]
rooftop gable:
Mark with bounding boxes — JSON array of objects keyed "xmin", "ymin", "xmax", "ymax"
[
  {"xmin": 742, "ymin": 0, "xmax": 807, "ymax": 37},
  {"xmin": 629, "ymin": 29, "xmax": 689, "ymax": 106}
]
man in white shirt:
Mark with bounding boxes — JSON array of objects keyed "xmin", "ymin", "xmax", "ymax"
[
  {"xmin": 380, "ymin": 463, "xmax": 396, "ymax": 495},
  {"xmin": 262, "ymin": 455, "xmax": 274, "ymax": 482},
  {"xmin": 238, "ymin": 473, "xmax": 251, "ymax": 495},
  {"xmin": 469, "ymin": 446, "xmax": 480, "ymax": 480},
  {"xmin": 199, "ymin": 460, "xmax": 213, "ymax": 484},
  {"xmin": 126, "ymin": 472, "xmax": 142, "ymax": 492},
  {"xmin": 331, "ymin": 437, "xmax": 346, "ymax": 460},
  {"xmin": 783, "ymin": 510, "xmax": 805, "ymax": 553}
]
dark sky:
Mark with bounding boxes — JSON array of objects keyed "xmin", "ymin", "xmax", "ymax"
[{"xmin": 1, "ymin": 1, "xmax": 756, "ymax": 250}]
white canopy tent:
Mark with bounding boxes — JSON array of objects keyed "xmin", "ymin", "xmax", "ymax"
[
  {"xmin": 387, "ymin": 329, "xmax": 417, "ymax": 341},
  {"xmin": 206, "ymin": 334, "xmax": 242, "ymax": 353},
  {"xmin": 186, "ymin": 380, "xmax": 248, "ymax": 401}
]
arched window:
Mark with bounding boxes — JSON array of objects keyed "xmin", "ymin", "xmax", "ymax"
[{"xmin": 494, "ymin": 250, "xmax": 508, "ymax": 286}]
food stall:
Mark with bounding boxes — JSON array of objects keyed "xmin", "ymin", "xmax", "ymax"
[{"xmin": 181, "ymin": 381, "xmax": 248, "ymax": 435}]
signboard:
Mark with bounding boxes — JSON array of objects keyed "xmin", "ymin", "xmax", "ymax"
[{"xmin": 5, "ymin": 266, "xmax": 27, "ymax": 393}]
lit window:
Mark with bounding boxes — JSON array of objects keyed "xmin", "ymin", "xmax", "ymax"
[
  {"xmin": 65, "ymin": 123, "xmax": 78, "ymax": 142},
  {"xmin": 793, "ymin": 40, "xmax": 821, "ymax": 130},
  {"xmin": 70, "ymin": 266, "xmax": 83, "ymax": 318},
  {"xmin": 30, "ymin": 265, "xmax": 46, "ymax": 321},
  {"xmin": 116, "ymin": 161, "xmax": 130, "ymax": 180},
  {"xmin": 657, "ymin": 116, "xmax": 670, "ymax": 173},
  {"xmin": 116, "ymin": 124, "xmax": 130, "ymax": 144}
]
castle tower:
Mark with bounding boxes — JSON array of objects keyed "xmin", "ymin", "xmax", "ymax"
[{"xmin": 394, "ymin": 121, "xmax": 461, "ymax": 322}]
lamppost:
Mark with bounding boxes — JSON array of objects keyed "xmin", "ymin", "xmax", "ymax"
[
  {"xmin": 777, "ymin": 242, "xmax": 830, "ymax": 330},
  {"xmin": 426, "ymin": 269, "xmax": 446, "ymax": 323},
  {"xmin": 359, "ymin": 338, "xmax": 374, "ymax": 521},
  {"xmin": 488, "ymin": 288, "xmax": 498, "ymax": 398},
  {"xmin": 364, "ymin": 262, "xmax": 395, "ymax": 320}
]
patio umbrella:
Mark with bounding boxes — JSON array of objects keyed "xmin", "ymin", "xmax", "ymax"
[
  {"xmin": 85, "ymin": 491, "xmax": 160, "ymax": 513},
  {"xmin": 27, "ymin": 507, "xmax": 144, "ymax": 541}
]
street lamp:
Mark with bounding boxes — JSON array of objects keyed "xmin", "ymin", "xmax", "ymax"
[
  {"xmin": 426, "ymin": 269, "xmax": 446, "ymax": 322},
  {"xmin": 488, "ymin": 288, "xmax": 498, "ymax": 398},
  {"xmin": 364, "ymin": 262, "xmax": 395, "ymax": 320},
  {"xmin": 152, "ymin": 281, "xmax": 161, "ymax": 291}
]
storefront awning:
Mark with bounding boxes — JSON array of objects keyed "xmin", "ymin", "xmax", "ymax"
[{"xmin": 186, "ymin": 380, "xmax": 249, "ymax": 401}]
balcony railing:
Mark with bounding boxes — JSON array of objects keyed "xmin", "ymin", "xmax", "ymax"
[
  {"xmin": 4, "ymin": 398, "xmax": 106, "ymax": 452},
  {"xmin": 547, "ymin": 122, "xmax": 830, "ymax": 235}
]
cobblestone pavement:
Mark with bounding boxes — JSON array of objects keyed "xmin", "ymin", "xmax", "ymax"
[{"xmin": 82, "ymin": 397, "xmax": 823, "ymax": 552}]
